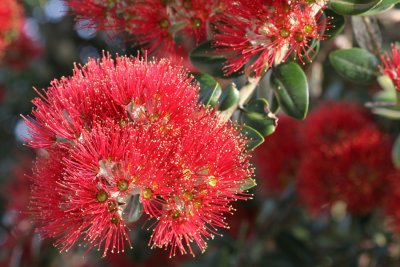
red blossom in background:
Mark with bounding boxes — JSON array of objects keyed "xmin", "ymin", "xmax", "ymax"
[
  {"xmin": 26, "ymin": 54, "xmax": 253, "ymax": 257},
  {"xmin": 253, "ymin": 115, "xmax": 302, "ymax": 195},
  {"xmin": 0, "ymin": 0, "xmax": 23, "ymax": 60},
  {"xmin": 380, "ymin": 44, "xmax": 400, "ymax": 91},
  {"xmin": 210, "ymin": 0, "xmax": 329, "ymax": 76},
  {"xmin": 3, "ymin": 25, "xmax": 43, "ymax": 69},
  {"xmin": 297, "ymin": 102, "xmax": 395, "ymax": 215},
  {"xmin": 67, "ymin": 0, "xmax": 225, "ymax": 69}
]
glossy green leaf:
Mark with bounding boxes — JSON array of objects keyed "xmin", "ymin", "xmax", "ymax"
[
  {"xmin": 361, "ymin": 0, "xmax": 400, "ymax": 15},
  {"xmin": 329, "ymin": 48, "xmax": 379, "ymax": 85},
  {"xmin": 324, "ymin": 9, "xmax": 345, "ymax": 39},
  {"xmin": 190, "ymin": 41, "xmax": 243, "ymax": 79},
  {"xmin": 218, "ymin": 83, "xmax": 239, "ymax": 111},
  {"xmin": 270, "ymin": 62, "xmax": 309, "ymax": 120},
  {"xmin": 393, "ymin": 134, "xmax": 400, "ymax": 168},
  {"xmin": 329, "ymin": 0, "xmax": 382, "ymax": 15},
  {"xmin": 192, "ymin": 73, "xmax": 222, "ymax": 107},
  {"xmin": 242, "ymin": 99, "xmax": 278, "ymax": 136},
  {"xmin": 241, "ymin": 125, "xmax": 265, "ymax": 152}
]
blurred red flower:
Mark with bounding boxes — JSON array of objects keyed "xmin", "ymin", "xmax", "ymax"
[
  {"xmin": 0, "ymin": 0, "xmax": 23, "ymax": 60},
  {"xmin": 253, "ymin": 115, "xmax": 302, "ymax": 195},
  {"xmin": 298, "ymin": 102, "xmax": 395, "ymax": 215}
]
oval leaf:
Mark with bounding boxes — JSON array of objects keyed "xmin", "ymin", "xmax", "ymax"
[
  {"xmin": 361, "ymin": 0, "xmax": 400, "ymax": 15},
  {"xmin": 241, "ymin": 125, "xmax": 265, "ymax": 152},
  {"xmin": 218, "ymin": 83, "xmax": 239, "ymax": 111},
  {"xmin": 192, "ymin": 73, "xmax": 222, "ymax": 107},
  {"xmin": 329, "ymin": 0, "xmax": 382, "ymax": 15},
  {"xmin": 241, "ymin": 98, "xmax": 278, "ymax": 136},
  {"xmin": 270, "ymin": 62, "xmax": 309, "ymax": 120},
  {"xmin": 329, "ymin": 48, "xmax": 379, "ymax": 85},
  {"xmin": 190, "ymin": 41, "xmax": 243, "ymax": 79}
]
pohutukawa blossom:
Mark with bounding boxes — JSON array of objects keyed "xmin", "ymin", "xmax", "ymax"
[
  {"xmin": 67, "ymin": 0, "xmax": 224, "ymax": 67},
  {"xmin": 297, "ymin": 102, "xmax": 395, "ymax": 215},
  {"xmin": 210, "ymin": 0, "xmax": 329, "ymax": 76},
  {"xmin": 380, "ymin": 44, "xmax": 400, "ymax": 91},
  {"xmin": 253, "ymin": 115, "xmax": 302, "ymax": 195},
  {"xmin": 25, "ymin": 54, "xmax": 253, "ymax": 257},
  {"xmin": 0, "ymin": 0, "xmax": 23, "ymax": 60}
]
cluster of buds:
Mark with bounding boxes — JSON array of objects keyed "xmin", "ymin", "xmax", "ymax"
[{"xmin": 25, "ymin": 54, "xmax": 253, "ymax": 257}]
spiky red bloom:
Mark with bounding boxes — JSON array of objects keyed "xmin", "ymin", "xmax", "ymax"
[
  {"xmin": 146, "ymin": 110, "xmax": 252, "ymax": 256},
  {"xmin": 67, "ymin": 0, "xmax": 223, "ymax": 67},
  {"xmin": 0, "ymin": 0, "xmax": 23, "ymax": 59},
  {"xmin": 26, "ymin": 54, "xmax": 253, "ymax": 257},
  {"xmin": 211, "ymin": 0, "xmax": 328, "ymax": 76},
  {"xmin": 253, "ymin": 115, "xmax": 302, "ymax": 194},
  {"xmin": 380, "ymin": 44, "xmax": 400, "ymax": 91},
  {"xmin": 297, "ymin": 102, "xmax": 395, "ymax": 215}
]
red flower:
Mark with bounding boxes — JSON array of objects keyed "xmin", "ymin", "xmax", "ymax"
[
  {"xmin": 301, "ymin": 102, "xmax": 372, "ymax": 153},
  {"xmin": 26, "ymin": 54, "xmax": 253, "ymax": 257},
  {"xmin": 146, "ymin": 110, "xmax": 252, "ymax": 256},
  {"xmin": 3, "ymin": 25, "xmax": 43, "ymax": 69},
  {"xmin": 0, "ymin": 0, "xmax": 23, "ymax": 59},
  {"xmin": 297, "ymin": 102, "xmax": 395, "ymax": 215},
  {"xmin": 67, "ymin": 0, "xmax": 224, "ymax": 68},
  {"xmin": 253, "ymin": 115, "xmax": 302, "ymax": 195},
  {"xmin": 380, "ymin": 44, "xmax": 400, "ymax": 91},
  {"xmin": 211, "ymin": 0, "xmax": 328, "ymax": 76}
]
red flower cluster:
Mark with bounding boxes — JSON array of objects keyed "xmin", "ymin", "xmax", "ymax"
[
  {"xmin": 67, "ymin": 0, "xmax": 224, "ymax": 66},
  {"xmin": 211, "ymin": 0, "xmax": 329, "ymax": 76},
  {"xmin": 380, "ymin": 44, "xmax": 400, "ymax": 91},
  {"xmin": 25, "ymin": 54, "xmax": 253, "ymax": 257},
  {"xmin": 0, "ymin": 0, "xmax": 23, "ymax": 59},
  {"xmin": 297, "ymin": 102, "xmax": 395, "ymax": 215},
  {"xmin": 253, "ymin": 115, "xmax": 302, "ymax": 194},
  {"xmin": 254, "ymin": 102, "xmax": 396, "ymax": 216}
]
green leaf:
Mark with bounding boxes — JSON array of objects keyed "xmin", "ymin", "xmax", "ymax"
[
  {"xmin": 270, "ymin": 62, "xmax": 309, "ymax": 120},
  {"xmin": 393, "ymin": 134, "xmax": 400, "ymax": 168},
  {"xmin": 192, "ymin": 73, "xmax": 222, "ymax": 107},
  {"xmin": 241, "ymin": 125, "xmax": 265, "ymax": 152},
  {"xmin": 329, "ymin": 48, "xmax": 379, "ymax": 85},
  {"xmin": 190, "ymin": 41, "xmax": 243, "ymax": 79},
  {"xmin": 361, "ymin": 0, "xmax": 400, "ymax": 15},
  {"xmin": 329, "ymin": 0, "xmax": 382, "ymax": 15},
  {"xmin": 218, "ymin": 83, "xmax": 239, "ymax": 111},
  {"xmin": 241, "ymin": 98, "xmax": 278, "ymax": 136},
  {"xmin": 324, "ymin": 9, "xmax": 345, "ymax": 39}
]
